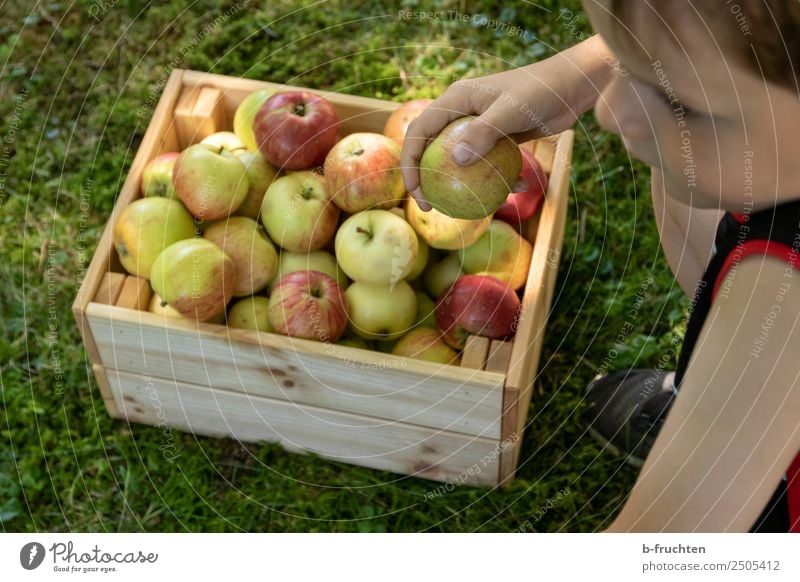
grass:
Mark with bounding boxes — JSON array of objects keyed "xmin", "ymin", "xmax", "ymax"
[{"xmin": 0, "ymin": 0, "xmax": 688, "ymax": 532}]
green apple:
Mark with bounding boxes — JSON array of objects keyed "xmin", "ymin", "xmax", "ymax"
[
  {"xmin": 338, "ymin": 334, "xmax": 371, "ymax": 349},
  {"xmin": 150, "ymin": 239, "xmax": 236, "ymax": 322},
  {"xmin": 113, "ymin": 197, "xmax": 196, "ymax": 279},
  {"xmin": 458, "ymin": 219, "xmax": 533, "ymax": 290},
  {"xmin": 228, "ymin": 296, "xmax": 272, "ymax": 332},
  {"xmin": 414, "ymin": 291, "xmax": 437, "ymax": 328},
  {"xmin": 392, "ymin": 328, "xmax": 461, "ymax": 365},
  {"xmin": 405, "ymin": 197, "xmax": 491, "ymax": 250},
  {"xmin": 149, "ymin": 292, "xmax": 225, "ymax": 323},
  {"xmin": 141, "ymin": 152, "xmax": 179, "ymax": 199},
  {"xmin": 233, "ymin": 150, "xmax": 280, "ymax": 220},
  {"xmin": 335, "ymin": 210, "xmax": 418, "ymax": 285},
  {"xmin": 261, "ymin": 171, "xmax": 339, "ymax": 252},
  {"xmin": 203, "ymin": 217, "xmax": 278, "ymax": 296},
  {"xmin": 269, "ymin": 249, "xmax": 348, "ymax": 291},
  {"xmin": 422, "ymin": 252, "xmax": 463, "ymax": 299},
  {"xmin": 233, "ymin": 88, "xmax": 277, "ymax": 151},
  {"xmin": 173, "ymin": 143, "xmax": 249, "ymax": 221},
  {"xmin": 345, "ymin": 280, "xmax": 417, "ymax": 341},
  {"xmin": 201, "ymin": 131, "xmax": 246, "ymax": 153},
  {"xmin": 419, "ymin": 116, "xmax": 522, "ymax": 219}
]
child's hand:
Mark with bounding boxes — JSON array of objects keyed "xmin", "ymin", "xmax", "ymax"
[{"xmin": 401, "ymin": 35, "xmax": 614, "ymax": 209}]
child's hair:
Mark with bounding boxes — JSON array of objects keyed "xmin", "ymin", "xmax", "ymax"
[{"xmin": 609, "ymin": 0, "xmax": 800, "ymax": 89}]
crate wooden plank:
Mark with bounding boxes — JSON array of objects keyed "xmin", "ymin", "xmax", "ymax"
[
  {"xmin": 533, "ymin": 135, "xmax": 557, "ymax": 174},
  {"xmin": 460, "ymin": 335, "xmax": 490, "ymax": 370},
  {"xmin": 86, "ymin": 303, "xmax": 504, "ymax": 439},
  {"xmin": 485, "ymin": 340, "xmax": 512, "ymax": 375},
  {"xmin": 93, "ymin": 272, "xmax": 126, "ymax": 305},
  {"xmin": 115, "ymin": 276, "xmax": 152, "ymax": 311},
  {"xmin": 107, "ymin": 369, "xmax": 502, "ymax": 486},
  {"xmin": 92, "ymin": 365, "xmax": 122, "ymax": 419},
  {"xmin": 174, "ymin": 85, "xmax": 201, "ymax": 147},
  {"xmin": 191, "ymin": 87, "xmax": 225, "ymax": 142}
]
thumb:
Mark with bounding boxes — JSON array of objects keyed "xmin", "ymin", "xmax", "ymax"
[{"xmin": 451, "ymin": 102, "xmax": 520, "ymax": 166}]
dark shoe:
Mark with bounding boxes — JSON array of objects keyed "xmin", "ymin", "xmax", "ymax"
[{"xmin": 583, "ymin": 369, "xmax": 676, "ymax": 467}]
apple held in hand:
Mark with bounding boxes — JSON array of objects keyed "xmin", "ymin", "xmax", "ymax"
[
  {"xmin": 392, "ymin": 327, "xmax": 461, "ymax": 365},
  {"xmin": 435, "ymin": 274, "xmax": 520, "ymax": 349},
  {"xmin": 494, "ymin": 147, "xmax": 547, "ymax": 226},
  {"xmin": 383, "ymin": 98, "xmax": 433, "ymax": 145},
  {"xmin": 173, "ymin": 143, "xmax": 249, "ymax": 221},
  {"xmin": 405, "ymin": 197, "xmax": 490, "ymax": 250},
  {"xmin": 233, "ymin": 150, "xmax": 280, "ymax": 220},
  {"xmin": 261, "ymin": 171, "xmax": 339, "ymax": 252},
  {"xmin": 345, "ymin": 280, "xmax": 417, "ymax": 341},
  {"xmin": 141, "ymin": 152, "xmax": 180, "ymax": 199},
  {"xmin": 421, "ymin": 252, "xmax": 463, "ymax": 299},
  {"xmin": 458, "ymin": 220, "xmax": 533, "ymax": 290},
  {"xmin": 228, "ymin": 296, "xmax": 272, "ymax": 333},
  {"xmin": 234, "ymin": 88, "xmax": 277, "ymax": 151},
  {"xmin": 203, "ymin": 217, "xmax": 278, "ymax": 296},
  {"xmin": 113, "ymin": 197, "xmax": 196, "ymax": 279},
  {"xmin": 335, "ymin": 210, "xmax": 418, "ymax": 285},
  {"xmin": 268, "ymin": 271, "xmax": 348, "ymax": 342},
  {"xmin": 150, "ymin": 239, "xmax": 236, "ymax": 322},
  {"xmin": 419, "ymin": 116, "xmax": 521, "ymax": 220},
  {"xmin": 254, "ymin": 91, "xmax": 339, "ymax": 170},
  {"xmin": 270, "ymin": 249, "xmax": 348, "ymax": 292},
  {"xmin": 324, "ymin": 132, "xmax": 405, "ymax": 213}
]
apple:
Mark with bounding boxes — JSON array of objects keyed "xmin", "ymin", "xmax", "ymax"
[
  {"xmin": 406, "ymin": 236, "xmax": 429, "ymax": 280},
  {"xmin": 414, "ymin": 291, "xmax": 437, "ymax": 328},
  {"xmin": 150, "ymin": 238, "xmax": 236, "ymax": 322},
  {"xmin": 346, "ymin": 280, "xmax": 417, "ymax": 341},
  {"xmin": 113, "ymin": 197, "xmax": 196, "ymax": 279},
  {"xmin": 141, "ymin": 152, "xmax": 179, "ymax": 199},
  {"xmin": 228, "ymin": 296, "xmax": 272, "ymax": 333},
  {"xmin": 419, "ymin": 116, "xmax": 522, "ymax": 220},
  {"xmin": 203, "ymin": 216, "xmax": 278, "ymax": 296},
  {"xmin": 173, "ymin": 143, "xmax": 249, "ymax": 221},
  {"xmin": 458, "ymin": 220, "xmax": 533, "ymax": 290},
  {"xmin": 405, "ymin": 197, "xmax": 490, "ymax": 250},
  {"xmin": 232, "ymin": 150, "xmax": 280, "ymax": 220},
  {"xmin": 268, "ymin": 271, "xmax": 348, "ymax": 342},
  {"xmin": 233, "ymin": 88, "xmax": 277, "ymax": 151},
  {"xmin": 435, "ymin": 274, "xmax": 520, "ymax": 349},
  {"xmin": 338, "ymin": 334, "xmax": 371, "ymax": 350},
  {"xmin": 383, "ymin": 98, "xmax": 433, "ymax": 145},
  {"xmin": 421, "ymin": 252, "xmax": 463, "ymax": 299},
  {"xmin": 270, "ymin": 249, "xmax": 348, "ymax": 291},
  {"xmin": 201, "ymin": 131, "xmax": 246, "ymax": 153},
  {"xmin": 149, "ymin": 292, "xmax": 225, "ymax": 324},
  {"xmin": 253, "ymin": 91, "xmax": 339, "ymax": 170},
  {"xmin": 335, "ymin": 210, "xmax": 418, "ymax": 285},
  {"xmin": 324, "ymin": 132, "xmax": 405, "ymax": 213},
  {"xmin": 261, "ymin": 171, "xmax": 339, "ymax": 252},
  {"xmin": 392, "ymin": 328, "xmax": 461, "ymax": 365},
  {"xmin": 494, "ymin": 147, "xmax": 548, "ymax": 226}
]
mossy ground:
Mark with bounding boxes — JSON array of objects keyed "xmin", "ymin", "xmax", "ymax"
[{"xmin": 1, "ymin": 1, "xmax": 686, "ymax": 531}]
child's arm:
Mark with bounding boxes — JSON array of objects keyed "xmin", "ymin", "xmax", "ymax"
[
  {"xmin": 401, "ymin": 35, "xmax": 616, "ymax": 206},
  {"xmin": 607, "ymin": 256, "xmax": 800, "ymax": 531}
]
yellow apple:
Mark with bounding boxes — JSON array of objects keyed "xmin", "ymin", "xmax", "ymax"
[
  {"xmin": 233, "ymin": 88, "xmax": 277, "ymax": 151},
  {"xmin": 345, "ymin": 280, "xmax": 417, "ymax": 341},
  {"xmin": 228, "ymin": 296, "xmax": 272, "ymax": 332},
  {"xmin": 405, "ymin": 197, "xmax": 491, "ymax": 250},
  {"xmin": 458, "ymin": 220, "xmax": 533, "ymax": 290}
]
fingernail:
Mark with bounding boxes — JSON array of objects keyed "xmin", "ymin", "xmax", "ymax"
[
  {"xmin": 452, "ymin": 142, "xmax": 475, "ymax": 165},
  {"xmin": 511, "ymin": 178, "xmax": 527, "ymax": 193},
  {"xmin": 413, "ymin": 188, "xmax": 432, "ymax": 211}
]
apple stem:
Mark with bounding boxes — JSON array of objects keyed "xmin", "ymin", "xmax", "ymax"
[
  {"xmin": 352, "ymin": 148, "xmax": 364, "ymax": 156},
  {"xmin": 355, "ymin": 226, "xmax": 372, "ymax": 239},
  {"xmin": 293, "ymin": 103, "xmax": 306, "ymax": 117}
]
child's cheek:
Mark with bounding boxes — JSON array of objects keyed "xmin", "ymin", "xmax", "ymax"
[{"xmin": 595, "ymin": 80, "xmax": 653, "ymax": 142}]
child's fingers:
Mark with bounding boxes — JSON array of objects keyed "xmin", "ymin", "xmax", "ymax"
[{"xmin": 450, "ymin": 101, "xmax": 523, "ymax": 166}]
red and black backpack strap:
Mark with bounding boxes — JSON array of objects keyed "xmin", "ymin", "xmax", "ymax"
[{"xmin": 674, "ymin": 200, "xmax": 800, "ymax": 532}]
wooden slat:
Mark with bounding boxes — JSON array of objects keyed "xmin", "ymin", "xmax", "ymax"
[
  {"xmin": 174, "ymin": 85, "xmax": 201, "ymax": 148},
  {"xmin": 533, "ymin": 135, "xmax": 557, "ymax": 174},
  {"xmin": 107, "ymin": 369, "xmax": 502, "ymax": 486},
  {"xmin": 114, "ymin": 276, "xmax": 152, "ymax": 311},
  {"xmin": 92, "ymin": 365, "xmax": 122, "ymax": 419},
  {"xmin": 191, "ymin": 87, "xmax": 224, "ymax": 142},
  {"xmin": 485, "ymin": 340, "xmax": 513, "ymax": 375},
  {"xmin": 93, "ymin": 272, "xmax": 126, "ymax": 305},
  {"xmin": 72, "ymin": 68, "xmax": 185, "ymax": 369},
  {"xmin": 460, "ymin": 335, "xmax": 490, "ymax": 370},
  {"xmin": 499, "ymin": 130, "xmax": 573, "ymax": 484},
  {"xmin": 86, "ymin": 303, "xmax": 504, "ymax": 439}
]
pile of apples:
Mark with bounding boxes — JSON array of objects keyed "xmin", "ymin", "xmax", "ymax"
[{"xmin": 112, "ymin": 89, "xmax": 547, "ymax": 366}]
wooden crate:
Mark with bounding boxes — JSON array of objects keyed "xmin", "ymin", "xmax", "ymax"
[{"xmin": 72, "ymin": 69, "xmax": 573, "ymax": 487}]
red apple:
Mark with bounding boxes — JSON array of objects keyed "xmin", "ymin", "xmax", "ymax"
[
  {"xmin": 435, "ymin": 274, "xmax": 520, "ymax": 349},
  {"xmin": 383, "ymin": 98, "xmax": 433, "ymax": 145},
  {"xmin": 494, "ymin": 147, "xmax": 548, "ymax": 227},
  {"xmin": 253, "ymin": 91, "xmax": 339, "ymax": 171},
  {"xmin": 268, "ymin": 271, "xmax": 348, "ymax": 343},
  {"xmin": 324, "ymin": 132, "xmax": 405, "ymax": 213}
]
